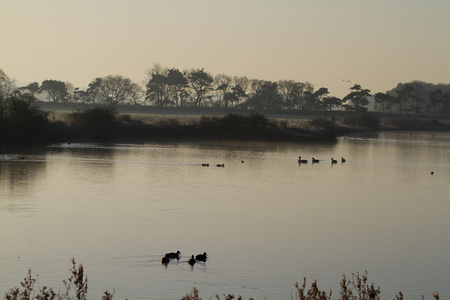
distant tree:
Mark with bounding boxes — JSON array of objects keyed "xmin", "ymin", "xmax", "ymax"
[
  {"xmin": 167, "ymin": 68, "xmax": 188, "ymax": 107},
  {"xmin": 187, "ymin": 69, "xmax": 214, "ymax": 107},
  {"xmin": 214, "ymin": 74, "xmax": 232, "ymax": 107},
  {"xmin": 128, "ymin": 83, "xmax": 144, "ymax": 105},
  {"xmin": 73, "ymin": 87, "xmax": 89, "ymax": 103},
  {"xmin": 245, "ymin": 81, "xmax": 282, "ymax": 110},
  {"xmin": 406, "ymin": 82, "xmax": 428, "ymax": 114},
  {"xmin": 322, "ymin": 96, "xmax": 342, "ymax": 111},
  {"xmin": 145, "ymin": 63, "xmax": 171, "ymax": 107},
  {"xmin": 428, "ymin": 88, "xmax": 450, "ymax": 115},
  {"xmin": 343, "ymin": 84, "xmax": 371, "ymax": 111},
  {"xmin": 232, "ymin": 76, "xmax": 250, "ymax": 106},
  {"xmin": 313, "ymin": 87, "xmax": 329, "ymax": 111},
  {"xmin": 40, "ymin": 80, "xmax": 68, "ymax": 102},
  {"xmin": 145, "ymin": 73, "xmax": 170, "ymax": 106},
  {"xmin": 374, "ymin": 91, "xmax": 396, "ymax": 113},
  {"xmin": 0, "ymin": 69, "xmax": 16, "ymax": 96},
  {"xmin": 98, "ymin": 75, "xmax": 139, "ymax": 106},
  {"xmin": 65, "ymin": 82, "xmax": 75, "ymax": 102},
  {"xmin": 278, "ymin": 80, "xmax": 302, "ymax": 110},
  {"xmin": 87, "ymin": 78, "xmax": 102, "ymax": 104},
  {"xmin": 19, "ymin": 82, "xmax": 40, "ymax": 97}
]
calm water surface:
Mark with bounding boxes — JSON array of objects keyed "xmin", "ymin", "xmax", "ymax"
[{"xmin": 1, "ymin": 131, "xmax": 450, "ymax": 300}]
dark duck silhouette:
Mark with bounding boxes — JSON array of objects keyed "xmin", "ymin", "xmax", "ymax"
[
  {"xmin": 341, "ymin": 157, "xmax": 346, "ymax": 163},
  {"xmin": 161, "ymin": 256, "xmax": 170, "ymax": 265},
  {"xmin": 298, "ymin": 156, "xmax": 308, "ymax": 163},
  {"xmin": 331, "ymin": 158, "xmax": 337, "ymax": 164},
  {"xmin": 188, "ymin": 255, "xmax": 196, "ymax": 266},
  {"xmin": 312, "ymin": 158, "xmax": 319, "ymax": 163},
  {"xmin": 195, "ymin": 252, "xmax": 208, "ymax": 262},
  {"xmin": 165, "ymin": 251, "xmax": 181, "ymax": 260}
]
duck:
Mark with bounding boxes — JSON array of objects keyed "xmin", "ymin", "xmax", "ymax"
[
  {"xmin": 341, "ymin": 157, "xmax": 346, "ymax": 163},
  {"xmin": 188, "ymin": 255, "xmax": 196, "ymax": 266},
  {"xmin": 298, "ymin": 156, "xmax": 308, "ymax": 164},
  {"xmin": 201, "ymin": 163, "xmax": 209, "ymax": 167},
  {"xmin": 216, "ymin": 164, "xmax": 224, "ymax": 167},
  {"xmin": 161, "ymin": 256, "xmax": 170, "ymax": 265},
  {"xmin": 312, "ymin": 158, "xmax": 319, "ymax": 163},
  {"xmin": 331, "ymin": 158, "xmax": 337, "ymax": 164},
  {"xmin": 195, "ymin": 252, "xmax": 208, "ymax": 262},
  {"xmin": 165, "ymin": 251, "xmax": 181, "ymax": 260}
]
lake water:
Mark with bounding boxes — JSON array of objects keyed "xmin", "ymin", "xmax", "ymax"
[{"xmin": 1, "ymin": 131, "xmax": 450, "ymax": 300}]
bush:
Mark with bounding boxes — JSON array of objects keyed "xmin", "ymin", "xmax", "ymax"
[
  {"xmin": 0, "ymin": 92, "xmax": 49, "ymax": 144},
  {"xmin": 344, "ymin": 112, "xmax": 379, "ymax": 130},
  {"xmin": 68, "ymin": 106, "xmax": 118, "ymax": 140}
]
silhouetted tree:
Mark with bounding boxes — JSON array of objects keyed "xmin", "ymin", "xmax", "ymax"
[
  {"xmin": 40, "ymin": 80, "xmax": 68, "ymax": 102},
  {"xmin": 187, "ymin": 68, "xmax": 214, "ymax": 107},
  {"xmin": 245, "ymin": 81, "xmax": 282, "ymax": 110},
  {"xmin": 374, "ymin": 91, "xmax": 396, "ymax": 113},
  {"xmin": 98, "ymin": 75, "xmax": 140, "ymax": 106},
  {"xmin": 343, "ymin": 84, "xmax": 371, "ymax": 111},
  {"xmin": 214, "ymin": 74, "xmax": 232, "ymax": 107},
  {"xmin": 19, "ymin": 82, "xmax": 40, "ymax": 97},
  {"xmin": 86, "ymin": 78, "xmax": 102, "ymax": 104},
  {"xmin": 322, "ymin": 96, "xmax": 342, "ymax": 111},
  {"xmin": 0, "ymin": 69, "xmax": 16, "ymax": 96},
  {"xmin": 145, "ymin": 73, "xmax": 170, "ymax": 106},
  {"xmin": 278, "ymin": 80, "xmax": 303, "ymax": 110},
  {"xmin": 167, "ymin": 68, "xmax": 188, "ymax": 107}
]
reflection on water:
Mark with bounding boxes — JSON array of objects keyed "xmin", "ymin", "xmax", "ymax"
[{"xmin": 1, "ymin": 134, "xmax": 449, "ymax": 300}]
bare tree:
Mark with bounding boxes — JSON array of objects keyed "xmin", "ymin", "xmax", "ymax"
[
  {"xmin": 98, "ymin": 75, "xmax": 138, "ymax": 106},
  {"xmin": 0, "ymin": 69, "xmax": 16, "ymax": 97}
]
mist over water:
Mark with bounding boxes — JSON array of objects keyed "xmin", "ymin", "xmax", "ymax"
[{"xmin": 1, "ymin": 132, "xmax": 449, "ymax": 300}]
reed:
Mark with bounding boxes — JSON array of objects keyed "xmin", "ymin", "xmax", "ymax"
[{"xmin": 4, "ymin": 261, "xmax": 441, "ymax": 300}]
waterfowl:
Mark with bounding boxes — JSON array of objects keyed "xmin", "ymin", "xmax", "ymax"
[
  {"xmin": 161, "ymin": 256, "xmax": 170, "ymax": 265},
  {"xmin": 298, "ymin": 156, "xmax": 308, "ymax": 163},
  {"xmin": 216, "ymin": 164, "xmax": 224, "ymax": 167},
  {"xmin": 165, "ymin": 251, "xmax": 181, "ymax": 260},
  {"xmin": 195, "ymin": 252, "xmax": 208, "ymax": 262},
  {"xmin": 201, "ymin": 163, "xmax": 209, "ymax": 167},
  {"xmin": 188, "ymin": 255, "xmax": 196, "ymax": 266},
  {"xmin": 331, "ymin": 158, "xmax": 337, "ymax": 164},
  {"xmin": 341, "ymin": 157, "xmax": 346, "ymax": 163},
  {"xmin": 312, "ymin": 158, "xmax": 319, "ymax": 163}
]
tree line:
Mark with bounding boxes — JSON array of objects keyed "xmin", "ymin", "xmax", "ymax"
[{"xmin": 2, "ymin": 66, "xmax": 450, "ymax": 115}]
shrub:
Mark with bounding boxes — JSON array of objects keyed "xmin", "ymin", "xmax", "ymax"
[
  {"xmin": 344, "ymin": 112, "xmax": 379, "ymax": 130},
  {"xmin": 68, "ymin": 106, "xmax": 118, "ymax": 140},
  {"xmin": 0, "ymin": 91, "xmax": 49, "ymax": 144}
]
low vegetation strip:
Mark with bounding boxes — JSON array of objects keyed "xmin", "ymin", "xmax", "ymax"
[
  {"xmin": 4, "ymin": 259, "xmax": 440, "ymax": 300},
  {"xmin": 2, "ymin": 92, "xmax": 450, "ymax": 146}
]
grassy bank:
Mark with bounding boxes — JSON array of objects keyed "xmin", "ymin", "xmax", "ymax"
[{"xmin": 4, "ymin": 259, "xmax": 440, "ymax": 300}]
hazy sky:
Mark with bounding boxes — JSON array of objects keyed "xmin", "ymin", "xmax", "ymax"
[{"xmin": 1, "ymin": 0, "xmax": 449, "ymax": 98}]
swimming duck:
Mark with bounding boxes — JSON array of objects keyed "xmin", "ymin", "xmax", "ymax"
[
  {"xmin": 341, "ymin": 157, "xmax": 346, "ymax": 163},
  {"xmin": 298, "ymin": 156, "xmax": 308, "ymax": 163},
  {"xmin": 161, "ymin": 256, "xmax": 170, "ymax": 265},
  {"xmin": 201, "ymin": 163, "xmax": 209, "ymax": 167},
  {"xmin": 331, "ymin": 158, "xmax": 337, "ymax": 164},
  {"xmin": 165, "ymin": 251, "xmax": 181, "ymax": 260},
  {"xmin": 216, "ymin": 164, "xmax": 224, "ymax": 167},
  {"xmin": 195, "ymin": 252, "xmax": 208, "ymax": 262},
  {"xmin": 188, "ymin": 255, "xmax": 196, "ymax": 266},
  {"xmin": 312, "ymin": 158, "xmax": 319, "ymax": 163}
]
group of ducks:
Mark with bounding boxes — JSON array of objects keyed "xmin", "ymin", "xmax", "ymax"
[
  {"xmin": 161, "ymin": 251, "xmax": 208, "ymax": 266},
  {"xmin": 298, "ymin": 156, "xmax": 346, "ymax": 164}
]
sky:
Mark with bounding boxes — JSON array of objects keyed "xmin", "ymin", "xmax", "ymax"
[{"xmin": 1, "ymin": 0, "xmax": 449, "ymax": 98}]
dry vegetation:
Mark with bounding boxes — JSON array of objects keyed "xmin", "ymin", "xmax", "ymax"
[{"xmin": 5, "ymin": 261, "xmax": 440, "ymax": 300}]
